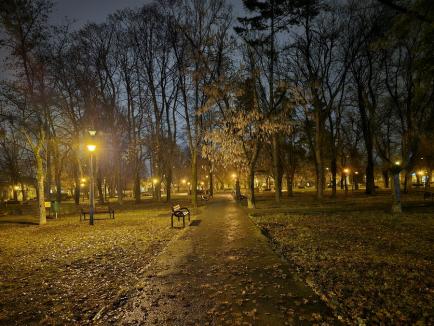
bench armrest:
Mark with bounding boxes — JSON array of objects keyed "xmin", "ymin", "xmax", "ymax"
[{"xmin": 179, "ymin": 207, "xmax": 190, "ymax": 214}]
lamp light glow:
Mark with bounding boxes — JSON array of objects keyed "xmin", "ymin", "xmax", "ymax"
[{"xmin": 87, "ymin": 144, "xmax": 96, "ymax": 152}]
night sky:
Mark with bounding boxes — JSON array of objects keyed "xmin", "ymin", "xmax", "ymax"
[
  {"xmin": 0, "ymin": 0, "xmax": 244, "ymax": 78},
  {"xmin": 51, "ymin": 0, "xmax": 243, "ymax": 27}
]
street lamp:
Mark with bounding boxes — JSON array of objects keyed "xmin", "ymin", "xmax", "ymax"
[
  {"xmin": 232, "ymin": 173, "xmax": 241, "ymax": 200},
  {"xmin": 354, "ymin": 171, "xmax": 359, "ymax": 190},
  {"xmin": 87, "ymin": 130, "xmax": 96, "ymax": 225},
  {"xmin": 343, "ymin": 168, "xmax": 350, "ymax": 194}
]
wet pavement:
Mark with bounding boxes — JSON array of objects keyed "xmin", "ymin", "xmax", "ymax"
[{"xmin": 105, "ymin": 195, "xmax": 338, "ymax": 325}]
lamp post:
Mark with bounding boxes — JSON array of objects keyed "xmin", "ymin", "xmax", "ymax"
[
  {"xmin": 87, "ymin": 144, "xmax": 96, "ymax": 225},
  {"xmin": 354, "ymin": 171, "xmax": 359, "ymax": 190},
  {"xmin": 152, "ymin": 178, "xmax": 158, "ymax": 199},
  {"xmin": 391, "ymin": 160, "xmax": 402, "ymax": 213},
  {"xmin": 232, "ymin": 173, "xmax": 241, "ymax": 200},
  {"xmin": 343, "ymin": 168, "xmax": 350, "ymax": 195},
  {"xmin": 87, "ymin": 130, "xmax": 96, "ymax": 225}
]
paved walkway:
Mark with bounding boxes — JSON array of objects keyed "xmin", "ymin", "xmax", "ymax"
[{"xmin": 108, "ymin": 195, "xmax": 337, "ymax": 325}]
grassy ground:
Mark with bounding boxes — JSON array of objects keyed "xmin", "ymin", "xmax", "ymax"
[
  {"xmin": 248, "ymin": 190, "xmax": 434, "ymax": 324},
  {"xmin": 0, "ymin": 198, "xmax": 196, "ymax": 325}
]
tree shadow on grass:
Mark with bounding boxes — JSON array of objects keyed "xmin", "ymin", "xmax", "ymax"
[{"xmin": 0, "ymin": 220, "xmax": 38, "ymax": 225}]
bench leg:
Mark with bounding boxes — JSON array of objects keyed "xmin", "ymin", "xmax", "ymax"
[
  {"xmin": 171, "ymin": 215, "xmax": 174, "ymax": 228},
  {"xmin": 183, "ymin": 216, "xmax": 185, "ymax": 228}
]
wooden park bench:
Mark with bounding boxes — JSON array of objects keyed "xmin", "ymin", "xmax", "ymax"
[
  {"xmin": 423, "ymin": 191, "xmax": 434, "ymax": 202},
  {"xmin": 80, "ymin": 206, "xmax": 115, "ymax": 221},
  {"xmin": 171, "ymin": 204, "xmax": 190, "ymax": 228}
]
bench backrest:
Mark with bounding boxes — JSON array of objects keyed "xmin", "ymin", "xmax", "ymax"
[
  {"xmin": 172, "ymin": 204, "xmax": 181, "ymax": 212},
  {"xmin": 81, "ymin": 206, "xmax": 113, "ymax": 211}
]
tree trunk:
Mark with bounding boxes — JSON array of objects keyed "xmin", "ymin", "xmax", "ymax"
[
  {"xmin": 426, "ymin": 168, "xmax": 432, "ymax": 189},
  {"xmin": 55, "ymin": 173, "xmax": 61, "ymax": 203},
  {"xmin": 97, "ymin": 173, "xmax": 104, "ymax": 204},
  {"xmin": 286, "ymin": 173, "xmax": 293, "ymax": 197},
  {"xmin": 382, "ymin": 169, "xmax": 389, "ymax": 188},
  {"xmin": 117, "ymin": 154, "xmax": 123, "ymax": 204},
  {"xmin": 272, "ymin": 134, "xmax": 281, "ymax": 203},
  {"xmin": 358, "ymin": 93, "xmax": 376, "ymax": 195},
  {"xmin": 134, "ymin": 169, "xmax": 141, "ymax": 204},
  {"xmin": 391, "ymin": 172, "xmax": 402, "ymax": 213},
  {"xmin": 191, "ymin": 150, "xmax": 198, "ymax": 207},
  {"xmin": 235, "ymin": 178, "xmax": 241, "ymax": 201},
  {"xmin": 365, "ymin": 150, "xmax": 375, "ymax": 194},
  {"xmin": 209, "ymin": 171, "xmax": 214, "ymax": 197},
  {"xmin": 314, "ymin": 111, "xmax": 324, "ymax": 200},
  {"xmin": 331, "ymin": 158, "xmax": 337, "ymax": 198},
  {"xmin": 74, "ymin": 176, "xmax": 80, "ymax": 205},
  {"xmin": 166, "ymin": 168, "xmax": 172, "ymax": 203},
  {"xmin": 45, "ymin": 146, "xmax": 52, "ymax": 199},
  {"xmin": 21, "ymin": 182, "xmax": 27, "ymax": 201},
  {"xmin": 247, "ymin": 166, "xmax": 256, "ymax": 209},
  {"xmin": 36, "ymin": 151, "xmax": 46, "ymax": 225},
  {"xmin": 403, "ymin": 172, "xmax": 412, "ymax": 193},
  {"xmin": 73, "ymin": 146, "xmax": 81, "ymax": 205}
]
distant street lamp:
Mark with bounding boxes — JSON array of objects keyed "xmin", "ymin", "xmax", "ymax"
[
  {"xmin": 87, "ymin": 130, "xmax": 96, "ymax": 225},
  {"xmin": 354, "ymin": 171, "xmax": 359, "ymax": 190},
  {"xmin": 232, "ymin": 173, "xmax": 241, "ymax": 200},
  {"xmin": 343, "ymin": 168, "xmax": 350, "ymax": 194},
  {"xmin": 152, "ymin": 178, "xmax": 159, "ymax": 198}
]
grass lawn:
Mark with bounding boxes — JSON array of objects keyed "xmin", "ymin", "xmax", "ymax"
[
  {"xmin": 248, "ymin": 191, "xmax": 434, "ymax": 324},
  {"xmin": 0, "ymin": 199, "xmax": 194, "ymax": 325}
]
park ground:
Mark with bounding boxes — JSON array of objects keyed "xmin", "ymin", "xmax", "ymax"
[{"xmin": 0, "ymin": 190, "xmax": 433, "ymax": 325}]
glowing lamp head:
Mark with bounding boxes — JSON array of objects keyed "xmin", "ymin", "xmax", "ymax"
[
  {"xmin": 200, "ymin": 181, "xmax": 204, "ymax": 185},
  {"xmin": 81, "ymin": 178, "xmax": 86, "ymax": 183},
  {"xmin": 343, "ymin": 168, "xmax": 350, "ymax": 174},
  {"xmin": 232, "ymin": 173, "xmax": 237, "ymax": 179},
  {"xmin": 152, "ymin": 178, "xmax": 158, "ymax": 184},
  {"xmin": 355, "ymin": 171, "xmax": 359, "ymax": 175},
  {"xmin": 182, "ymin": 179, "xmax": 186, "ymax": 184},
  {"xmin": 395, "ymin": 161, "xmax": 401, "ymax": 166},
  {"xmin": 13, "ymin": 185, "xmax": 19, "ymax": 191},
  {"xmin": 417, "ymin": 170, "xmax": 424, "ymax": 176},
  {"xmin": 87, "ymin": 144, "xmax": 96, "ymax": 152}
]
